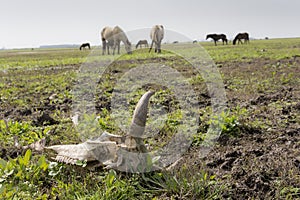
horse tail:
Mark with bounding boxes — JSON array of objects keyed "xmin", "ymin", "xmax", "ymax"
[
  {"xmin": 224, "ymin": 38, "xmax": 228, "ymax": 44},
  {"xmin": 233, "ymin": 37, "xmax": 237, "ymax": 45},
  {"xmin": 245, "ymin": 33, "xmax": 250, "ymax": 43},
  {"xmin": 136, "ymin": 41, "xmax": 139, "ymax": 49}
]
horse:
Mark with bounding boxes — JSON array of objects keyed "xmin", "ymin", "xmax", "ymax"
[
  {"xmin": 193, "ymin": 40, "xmax": 197, "ymax": 44},
  {"xmin": 101, "ymin": 26, "xmax": 114, "ymax": 55},
  {"xmin": 101, "ymin": 26, "xmax": 132, "ymax": 55},
  {"xmin": 233, "ymin": 32, "xmax": 250, "ymax": 45},
  {"xmin": 79, "ymin": 43, "xmax": 91, "ymax": 50},
  {"xmin": 206, "ymin": 34, "xmax": 228, "ymax": 46},
  {"xmin": 135, "ymin": 40, "xmax": 149, "ymax": 49},
  {"xmin": 149, "ymin": 25, "xmax": 164, "ymax": 53}
]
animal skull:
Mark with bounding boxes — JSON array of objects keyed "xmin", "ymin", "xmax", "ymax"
[{"xmin": 45, "ymin": 90, "xmax": 158, "ymax": 172}]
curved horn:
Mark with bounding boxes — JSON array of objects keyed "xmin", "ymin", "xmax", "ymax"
[{"xmin": 129, "ymin": 90, "xmax": 154, "ymax": 137}]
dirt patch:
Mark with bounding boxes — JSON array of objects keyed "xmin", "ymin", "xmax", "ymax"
[
  {"xmin": 179, "ymin": 57, "xmax": 300, "ymax": 199},
  {"xmin": 0, "ymin": 56, "xmax": 299, "ymax": 198}
]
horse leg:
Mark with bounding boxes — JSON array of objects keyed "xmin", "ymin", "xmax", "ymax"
[
  {"xmin": 107, "ymin": 45, "xmax": 110, "ymax": 55},
  {"xmin": 102, "ymin": 40, "xmax": 106, "ymax": 55},
  {"xmin": 102, "ymin": 45, "xmax": 105, "ymax": 54},
  {"xmin": 157, "ymin": 42, "xmax": 161, "ymax": 53},
  {"xmin": 112, "ymin": 41, "xmax": 118, "ymax": 55},
  {"xmin": 149, "ymin": 40, "xmax": 154, "ymax": 52},
  {"xmin": 214, "ymin": 40, "xmax": 217, "ymax": 46},
  {"xmin": 112, "ymin": 44, "xmax": 115, "ymax": 55},
  {"xmin": 117, "ymin": 42, "xmax": 120, "ymax": 54}
]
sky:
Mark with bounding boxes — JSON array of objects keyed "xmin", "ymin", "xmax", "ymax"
[{"xmin": 1, "ymin": 0, "xmax": 300, "ymax": 49}]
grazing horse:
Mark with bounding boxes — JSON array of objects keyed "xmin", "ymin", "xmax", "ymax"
[
  {"xmin": 79, "ymin": 43, "xmax": 91, "ymax": 50},
  {"xmin": 233, "ymin": 32, "xmax": 250, "ymax": 45},
  {"xmin": 101, "ymin": 26, "xmax": 114, "ymax": 55},
  {"xmin": 149, "ymin": 25, "xmax": 164, "ymax": 53},
  {"xmin": 136, "ymin": 40, "xmax": 149, "ymax": 49},
  {"xmin": 206, "ymin": 34, "xmax": 228, "ymax": 46},
  {"xmin": 101, "ymin": 26, "xmax": 132, "ymax": 55}
]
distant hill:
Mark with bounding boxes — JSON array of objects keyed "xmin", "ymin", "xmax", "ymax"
[{"xmin": 39, "ymin": 44, "xmax": 79, "ymax": 49}]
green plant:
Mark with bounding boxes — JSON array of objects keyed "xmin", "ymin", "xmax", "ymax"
[
  {"xmin": 0, "ymin": 120, "xmax": 47, "ymax": 146},
  {"xmin": 0, "ymin": 38, "xmax": 300, "ymax": 199},
  {"xmin": 141, "ymin": 168, "xmax": 222, "ymax": 199},
  {"xmin": 0, "ymin": 150, "xmax": 49, "ymax": 199},
  {"xmin": 209, "ymin": 111, "xmax": 241, "ymax": 138}
]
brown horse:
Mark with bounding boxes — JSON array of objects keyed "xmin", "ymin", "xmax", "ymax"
[
  {"xmin": 149, "ymin": 25, "xmax": 164, "ymax": 53},
  {"xmin": 206, "ymin": 34, "xmax": 228, "ymax": 46},
  {"xmin": 79, "ymin": 43, "xmax": 91, "ymax": 50},
  {"xmin": 233, "ymin": 32, "xmax": 249, "ymax": 45},
  {"xmin": 136, "ymin": 40, "xmax": 149, "ymax": 49}
]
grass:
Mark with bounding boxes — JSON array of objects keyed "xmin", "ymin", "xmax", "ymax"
[
  {"xmin": 0, "ymin": 38, "xmax": 300, "ymax": 199},
  {"xmin": 203, "ymin": 38, "xmax": 300, "ymax": 62}
]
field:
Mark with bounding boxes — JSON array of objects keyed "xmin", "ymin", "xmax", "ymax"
[{"xmin": 0, "ymin": 38, "xmax": 300, "ymax": 199}]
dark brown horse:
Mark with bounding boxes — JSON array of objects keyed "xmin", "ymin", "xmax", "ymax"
[
  {"xmin": 206, "ymin": 34, "xmax": 228, "ymax": 46},
  {"xmin": 135, "ymin": 40, "xmax": 148, "ymax": 49},
  {"xmin": 79, "ymin": 43, "xmax": 91, "ymax": 50},
  {"xmin": 233, "ymin": 33, "xmax": 249, "ymax": 45}
]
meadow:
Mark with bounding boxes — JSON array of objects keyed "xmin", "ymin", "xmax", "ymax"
[{"xmin": 0, "ymin": 38, "xmax": 300, "ymax": 199}]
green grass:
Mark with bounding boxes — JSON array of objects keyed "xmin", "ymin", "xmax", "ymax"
[
  {"xmin": 202, "ymin": 38, "xmax": 300, "ymax": 62},
  {"xmin": 0, "ymin": 38, "xmax": 300, "ymax": 199},
  {"xmin": 0, "ymin": 48, "xmax": 109, "ymax": 70},
  {"xmin": 1, "ymin": 38, "xmax": 299, "ymax": 70}
]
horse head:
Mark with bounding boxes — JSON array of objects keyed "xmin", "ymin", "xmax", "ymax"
[{"xmin": 125, "ymin": 40, "xmax": 132, "ymax": 54}]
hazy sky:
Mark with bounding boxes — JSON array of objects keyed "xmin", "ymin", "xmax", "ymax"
[{"xmin": 1, "ymin": 0, "xmax": 300, "ymax": 48}]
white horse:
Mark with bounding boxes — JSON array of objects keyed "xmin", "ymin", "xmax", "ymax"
[
  {"xmin": 101, "ymin": 26, "xmax": 132, "ymax": 55},
  {"xmin": 149, "ymin": 25, "xmax": 164, "ymax": 53}
]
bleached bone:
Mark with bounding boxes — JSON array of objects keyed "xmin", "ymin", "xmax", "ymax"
[
  {"xmin": 45, "ymin": 132, "xmax": 122, "ymax": 164},
  {"xmin": 45, "ymin": 91, "xmax": 155, "ymax": 169},
  {"xmin": 46, "ymin": 142, "xmax": 96, "ymax": 162},
  {"xmin": 129, "ymin": 90, "xmax": 154, "ymax": 138}
]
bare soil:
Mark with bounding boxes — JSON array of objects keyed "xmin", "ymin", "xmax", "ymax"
[{"xmin": 0, "ymin": 56, "xmax": 299, "ymax": 199}]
